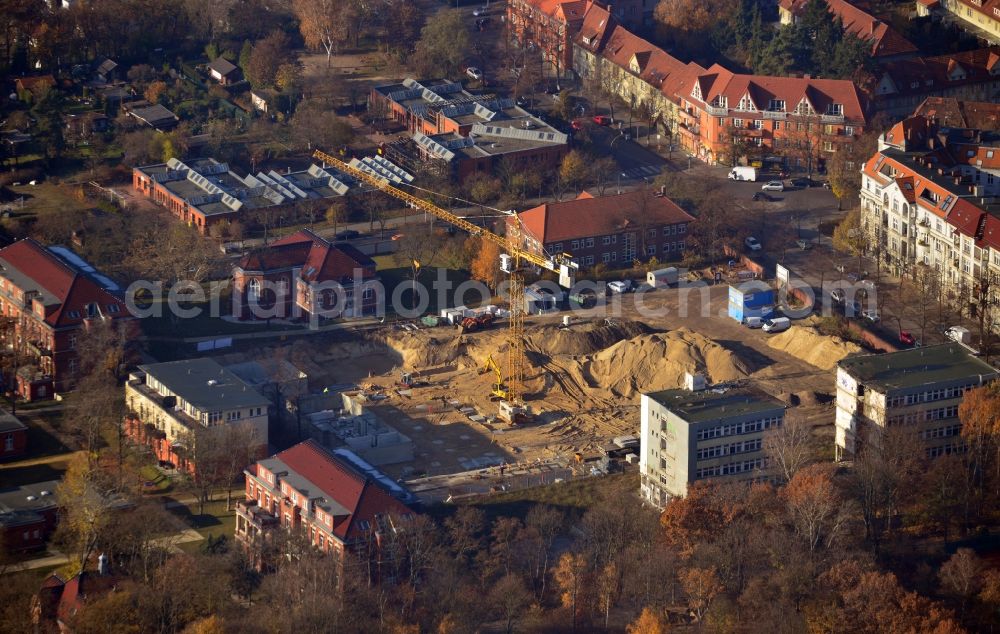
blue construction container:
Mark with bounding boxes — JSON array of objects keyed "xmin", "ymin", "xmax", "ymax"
[{"xmin": 727, "ymin": 285, "xmax": 775, "ymax": 322}]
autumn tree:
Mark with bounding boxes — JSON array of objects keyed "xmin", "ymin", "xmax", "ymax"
[
  {"xmin": 558, "ymin": 150, "xmax": 589, "ymax": 199},
  {"xmin": 143, "ymin": 80, "xmax": 168, "ymax": 105},
  {"xmin": 554, "ymin": 552, "xmax": 591, "ymax": 631},
  {"xmin": 490, "ymin": 574, "xmax": 532, "ymax": 634},
  {"xmin": 939, "ymin": 548, "xmax": 983, "ymax": 619},
  {"xmin": 958, "ymin": 382, "xmax": 1000, "ymax": 503},
  {"xmin": 289, "ymin": 100, "xmax": 354, "ymax": 152},
  {"xmin": 827, "ymin": 130, "xmax": 878, "ymax": 209},
  {"xmin": 246, "ymin": 30, "xmax": 291, "ymax": 89},
  {"xmin": 679, "ymin": 566, "xmax": 723, "ymax": 622},
  {"xmin": 414, "ymin": 9, "xmax": 472, "ymax": 79},
  {"xmin": 55, "ymin": 453, "xmax": 122, "ymax": 574},
  {"xmin": 784, "ymin": 464, "xmax": 854, "ymax": 554},
  {"xmin": 292, "ymin": 0, "xmax": 354, "ymax": 66},
  {"xmin": 627, "ymin": 607, "xmax": 668, "ymax": 634}
]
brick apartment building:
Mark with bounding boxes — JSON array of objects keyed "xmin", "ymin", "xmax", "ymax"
[
  {"xmin": 124, "ymin": 358, "xmax": 270, "ymax": 475},
  {"xmin": 778, "ymin": 0, "xmax": 918, "ymax": 61},
  {"xmin": 370, "ymin": 79, "xmax": 569, "ymax": 182},
  {"xmin": 0, "ymin": 480, "xmax": 59, "ymax": 553},
  {"xmin": 0, "ymin": 410, "xmax": 27, "ymax": 461},
  {"xmin": 571, "ymin": 2, "xmax": 867, "ymax": 167},
  {"xmin": 507, "ymin": 0, "xmax": 652, "ymax": 77},
  {"xmin": 233, "ymin": 229, "xmax": 379, "ymax": 321},
  {"xmin": 868, "ymin": 47, "xmax": 1000, "ymax": 118},
  {"xmin": 858, "ymin": 100, "xmax": 1000, "ymax": 320},
  {"xmin": 506, "ymin": 189, "xmax": 694, "ymax": 267},
  {"xmin": 236, "ymin": 439, "xmax": 415, "ymax": 577},
  {"xmin": 0, "ymin": 239, "xmax": 133, "ymax": 399},
  {"xmin": 132, "ymin": 157, "xmax": 354, "ymax": 234}
]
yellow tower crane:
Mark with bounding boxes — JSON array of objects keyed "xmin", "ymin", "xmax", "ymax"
[{"xmin": 312, "ymin": 149, "xmax": 578, "ymax": 423}]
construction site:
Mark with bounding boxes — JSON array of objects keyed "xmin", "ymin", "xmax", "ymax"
[{"xmin": 209, "ymin": 149, "xmax": 863, "ymax": 501}]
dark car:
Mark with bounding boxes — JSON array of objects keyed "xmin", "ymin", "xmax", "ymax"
[
  {"xmin": 899, "ymin": 331, "xmax": 915, "ymax": 346},
  {"xmin": 335, "ymin": 229, "xmax": 360, "ymax": 240},
  {"xmin": 790, "ymin": 177, "xmax": 813, "ymax": 188},
  {"xmin": 593, "ymin": 114, "xmax": 612, "ymax": 126}
]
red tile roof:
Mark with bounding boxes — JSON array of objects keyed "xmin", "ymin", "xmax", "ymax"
[
  {"xmin": 779, "ymin": 0, "xmax": 917, "ymax": 57},
  {"xmin": 912, "ymin": 97, "xmax": 1000, "ymax": 130},
  {"xmin": 267, "ymin": 440, "xmax": 412, "ymax": 541},
  {"xmin": 951, "ymin": 0, "xmax": 1000, "ymax": 25},
  {"xmin": 874, "ymin": 47, "xmax": 1000, "ymax": 100},
  {"xmin": 688, "ymin": 69, "xmax": 867, "ymax": 124},
  {"xmin": 510, "ymin": 190, "xmax": 694, "ymax": 244},
  {"xmin": 0, "ymin": 239, "xmax": 130, "ymax": 328},
  {"xmin": 238, "ymin": 229, "xmax": 375, "ymax": 283},
  {"xmin": 576, "ymin": 1, "xmax": 616, "ymax": 51}
]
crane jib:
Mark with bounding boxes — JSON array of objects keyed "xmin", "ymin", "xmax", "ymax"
[{"xmin": 312, "ymin": 149, "xmax": 568, "ymax": 274}]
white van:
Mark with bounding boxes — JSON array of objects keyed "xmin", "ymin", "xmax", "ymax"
[
  {"xmin": 728, "ymin": 166, "xmax": 757, "ymax": 181},
  {"xmin": 762, "ymin": 317, "xmax": 790, "ymax": 333},
  {"xmin": 743, "ymin": 316, "xmax": 763, "ymax": 329}
]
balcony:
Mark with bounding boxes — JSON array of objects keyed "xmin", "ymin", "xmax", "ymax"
[
  {"xmin": 705, "ymin": 105, "xmax": 728, "ymax": 116},
  {"xmin": 27, "ymin": 341, "xmax": 51, "ymax": 357},
  {"xmin": 821, "ymin": 113, "xmax": 845, "ymax": 123},
  {"xmin": 761, "ymin": 110, "xmax": 786, "ymax": 120}
]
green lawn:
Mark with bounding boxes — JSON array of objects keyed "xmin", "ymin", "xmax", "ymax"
[
  {"xmin": 436, "ymin": 472, "xmax": 639, "ymax": 523},
  {"xmin": 138, "ymin": 307, "xmax": 300, "ymax": 338},
  {"xmin": 165, "ymin": 497, "xmax": 237, "ymax": 544},
  {"xmin": 376, "ymin": 266, "xmax": 475, "ymax": 315}
]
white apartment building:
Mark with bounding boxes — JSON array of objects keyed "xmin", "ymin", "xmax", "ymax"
[
  {"xmin": 125, "ymin": 358, "xmax": 270, "ymax": 468},
  {"xmin": 639, "ymin": 377, "xmax": 784, "ymax": 507},
  {"xmin": 859, "ymin": 112, "xmax": 1000, "ymax": 316},
  {"xmin": 835, "ymin": 343, "xmax": 997, "ymax": 459}
]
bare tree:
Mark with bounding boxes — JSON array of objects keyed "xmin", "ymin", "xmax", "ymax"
[{"xmin": 764, "ymin": 411, "xmax": 817, "ymax": 484}]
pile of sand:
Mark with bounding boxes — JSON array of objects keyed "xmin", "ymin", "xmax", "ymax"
[
  {"xmin": 766, "ymin": 325, "xmax": 861, "ymax": 371},
  {"xmin": 525, "ymin": 320, "xmax": 653, "ymax": 357},
  {"xmin": 568, "ymin": 327, "xmax": 755, "ymax": 398},
  {"xmin": 383, "ymin": 332, "xmax": 465, "ymax": 369}
]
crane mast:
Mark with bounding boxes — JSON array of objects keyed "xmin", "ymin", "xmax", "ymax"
[{"xmin": 312, "ymin": 149, "xmax": 577, "ymax": 419}]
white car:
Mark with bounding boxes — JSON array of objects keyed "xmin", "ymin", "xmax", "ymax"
[
  {"xmin": 744, "ymin": 236, "xmax": 762, "ymax": 251},
  {"xmin": 862, "ymin": 308, "xmax": 880, "ymax": 323},
  {"xmin": 607, "ymin": 280, "xmax": 632, "ymax": 294},
  {"xmin": 472, "ymin": 6, "xmax": 488, "ymax": 16},
  {"xmin": 466, "ymin": 67, "xmax": 483, "ymax": 80},
  {"xmin": 761, "ymin": 181, "xmax": 785, "ymax": 192}
]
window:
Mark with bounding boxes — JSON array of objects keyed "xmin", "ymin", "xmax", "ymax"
[
  {"xmin": 107, "ymin": 304, "xmax": 120, "ymax": 314},
  {"xmin": 678, "ymin": 224, "xmax": 686, "ymax": 234},
  {"xmin": 69, "ymin": 334, "xmax": 77, "ymax": 349},
  {"xmin": 646, "ymin": 245, "xmax": 655, "ymax": 256},
  {"xmin": 768, "ymin": 99, "xmax": 785, "ymax": 111},
  {"xmin": 362, "ymin": 287, "xmax": 375, "ymax": 300},
  {"xmin": 822, "ymin": 141, "xmax": 835, "ymax": 152},
  {"xmin": 752, "ymin": 120, "xmax": 763, "ymax": 129},
  {"xmin": 663, "ymin": 243, "xmax": 671, "ymax": 252},
  {"xmin": 571, "ymin": 240, "xmax": 580, "ymax": 250},
  {"xmin": 733, "ymin": 118, "xmax": 744, "ymax": 129},
  {"xmin": 774, "ymin": 121, "xmax": 781, "ymax": 131},
  {"xmin": 602, "ymin": 253, "xmax": 611, "ymax": 263},
  {"xmin": 845, "ymin": 126, "xmax": 855, "ymax": 136},
  {"xmin": 4, "ymin": 434, "xmax": 13, "ymax": 452},
  {"xmin": 586, "ymin": 237, "xmax": 595, "ymax": 248},
  {"xmin": 603, "ymin": 235, "xmax": 612, "ymax": 245},
  {"xmin": 584, "ymin": 255, "xmax": 595, "ymax": 265},
  {"xmin": 248, "ymin": 278, "xmax": 261, "ymax": 301},
  {"xmin": 828, "ymin": 103, "xmax": 843, "ymax": 115},
  {"xmin": 552, "ymin": 242, "xmax": 563, "ymax": 252}
]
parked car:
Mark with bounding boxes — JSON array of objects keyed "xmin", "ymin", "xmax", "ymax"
[
  {"xmin": 899, "ymin": 331, "xmax": 915, "ymax": 346},
  {"xmin": 830, "ymin": 289, "xmax": 845, "ymax": 304},
  {"xmin": 791, "ymin": 177, "xmax": 813, "ymax": 188},
  {"xmin": 466, "ymin": 67, "xmax": 483, "ymax": 80},
  {"xmin": 607, "ymin": 280, "xmax": 633, "ymax": 294},
  {"xmin": 335, "ymin": 229, "xmax": 360, "ymax": 240},
  {"xmin": 391, "ymin": 233, "xmax": 405, "ymax": 241},
  {"xmin": 571, "ymin": 119, "xmax": 584, "ymax": 131},
  {"xmin": 472, "ymin": 6, "xmax": 488, "ymax": 16},
  {"xmin": 762, "ymin": 317, "xmax": 791, "ymax": 333},
  {"xmin": 744, "ymin": 236, "xmax": 762, "ymax": 251},
  {"xmin": 743, "ymin": 316, "xmax": 764, "ymax": 329},
  {"xmin": 593, "ymin": 114, "xmax": 612, "ymax": 126},
  {"xmin": 862, "ymin": 308, "xmax": 880, "ymax": 322},
  {"xmin": 795, "ymin": 239, "xmax": 812, "ymax": 250},
  {"xmin": 761, "ymin": 181, "xmax": 785, "ymax": 192}
]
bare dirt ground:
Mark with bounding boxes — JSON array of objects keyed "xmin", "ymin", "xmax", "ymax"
[{"xmin": 283, "ymin": 284, "xmax": 858, "ymax": 476}]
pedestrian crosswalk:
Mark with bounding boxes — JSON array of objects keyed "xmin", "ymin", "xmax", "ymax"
[{"xmin": 620, "ymin": 164, "xmax": 664, "ymax": 179}]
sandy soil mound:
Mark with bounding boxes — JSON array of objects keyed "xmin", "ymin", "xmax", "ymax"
[
  {"xmin": 567, "ymin": 327, "xmax": 755, "ymax": 398},
  {"xmin": 525, "ymin": 320, "xmax": 653, "ymax": 357},
  {"xmin": 766, "ymin": 325, "xmax": 861, "ymax": 371},
  {"xmin": 384, "ymin": 332, "xmax": 466, "ymax": 369}
]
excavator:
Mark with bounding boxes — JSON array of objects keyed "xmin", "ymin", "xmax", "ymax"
[
  {"xmin": 312, "ymin": 148, "xmax": 578, "ymax": 424},
  {"xmin": 482, "ymin": 354, "xmax": 511, "ymax": 401}
]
